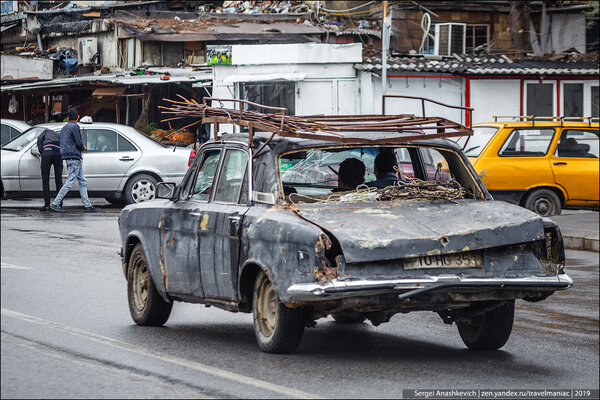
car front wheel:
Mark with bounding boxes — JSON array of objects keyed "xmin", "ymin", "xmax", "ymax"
[
  {"xmin": 124, "ymin": 174, "xmax": 158, "ymax": 204},
  {"xmin": 127, "ymin": 243, "xmax": 172, "ymax": 326},
  {"xmin": 456, "ymin": 300, "xmax": 514, "ymax": 350},
  {"xmin": 524, "ymin": 189, "xmax": 562, "ymax": 216},
  {"xmin": 252, "ymin": 271, "xmax": 305, "ymax": 353}
]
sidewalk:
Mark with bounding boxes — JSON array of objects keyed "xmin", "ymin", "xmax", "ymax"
[
  {"xmin": 550, "ymin": 210, "xmax": 599, "ymax": 252},
  {"xmin": 1, "ymin": 199, "xmax": 598, "ymax": 251}
]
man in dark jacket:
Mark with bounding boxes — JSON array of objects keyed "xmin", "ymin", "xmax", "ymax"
[
  {"xmin": 367, "ymin": 150, "xmax": 404, "ymax": 189},
  {"xmin": 50, "ymin": 108, "xmax": 99, "ymax": 212},
  {"xmin": 37, "ymin": 128, "xmax": 63, "ymax": 211}
]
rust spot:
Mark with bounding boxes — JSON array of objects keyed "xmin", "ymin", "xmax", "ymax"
[
  {"xmin": 440, "ymin": 235, "xmax": 449, "ymax": 247},
  {"xmin": 168, "ymin": 234, "xmax": 176, "ymax": 247},
  {"xmin": 314, "ymin": 265, "xmax": 338, "ymax": 281}
]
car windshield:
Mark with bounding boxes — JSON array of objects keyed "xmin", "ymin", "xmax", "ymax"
[
  {"xmin": 1, "ymin": 127, "xmax": 45, "ymax": 151},
  {"xmin": 456, "ymin": 126, "xmax": 499, "ymax": 157}
]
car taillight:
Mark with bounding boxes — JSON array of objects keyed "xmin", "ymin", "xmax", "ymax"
[{"xmin": 188, "ymin": 149, "xmax": 196, "ymax": 167}]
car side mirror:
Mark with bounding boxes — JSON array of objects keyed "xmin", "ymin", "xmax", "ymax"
[
  {"xmin": 30, "ymin": 146, "xmax": 41, "ymax": 157},
  {"xmin": 156, "ymin": 182, "xmax": 177, "ymax": 200}
]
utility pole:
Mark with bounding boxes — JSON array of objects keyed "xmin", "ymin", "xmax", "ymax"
[{"xmin": 381, "ymin": 0, "xmax": 391, "ymax": 111}]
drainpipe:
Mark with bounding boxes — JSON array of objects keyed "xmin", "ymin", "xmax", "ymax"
[{"xmin": 37, "ymin": 32, "xmax": 43, "ymax": 52}]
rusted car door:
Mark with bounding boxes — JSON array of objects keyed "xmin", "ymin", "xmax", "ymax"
[
  {"xmin": 199, "ymin": 147, "xmax": 250, "ymax": 300},
  {"xmin": 160, "ymin": 149, "xmax": 222, "ymax": 297}
]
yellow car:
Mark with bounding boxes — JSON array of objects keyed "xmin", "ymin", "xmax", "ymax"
[{"xmin": 457, "ymin": 119, "xmax": 599, "ymax": 216}]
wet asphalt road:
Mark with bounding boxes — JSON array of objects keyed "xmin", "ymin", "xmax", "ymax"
[{"xmin": 1, "ymin": 206, "xmax": 598, "ymax": 399}]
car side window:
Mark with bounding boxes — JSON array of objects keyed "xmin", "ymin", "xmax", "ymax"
[
  {"xmin": 191, "ymin": 150, "xmax": 222, "ymax": 201},
  {"xmin": 555, "ymin": 129, "xmax": 599, "ymax": 158},
  {"xmin": 117, "ymin": 134, "xmax": 137, "ymax": 152},
  {"xmin": 419, "ymin": 148, "xmax": 452, "ymax": 181},
  {"xmin": 498, "ymin": 128, "xmax": 555, "ymax": 157},
  {"xmin": 86, "ymin": 129, "xmax": 117, "ymax": 153},
  {"xmin": 213, "ymin": 149, "xmax": 249, "ymax": 204},
  {"xmin": 1, "ymin": 124, "xmax": 10, "ymax": 144}
]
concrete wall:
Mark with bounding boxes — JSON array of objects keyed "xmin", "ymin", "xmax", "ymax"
[
  {"xmin": 1, "ymin": 54, "xmax": 53, "ymax": 80},
  {"xmin": 45, "ymin": 20, "xmax": 118, "ymax": 69}
]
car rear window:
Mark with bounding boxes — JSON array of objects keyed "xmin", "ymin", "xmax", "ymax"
[
  {"xmin": 456, "ymin": 126, "xmax": 498, "ymax": 157},
  {"xmin": 498, "ymin": 128, "xmax": 556, "ymax": 157}
]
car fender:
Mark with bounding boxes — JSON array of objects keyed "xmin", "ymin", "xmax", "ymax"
[{"xmin": 523, "ymin": 184, "xmax": 568, "ymax": 203}]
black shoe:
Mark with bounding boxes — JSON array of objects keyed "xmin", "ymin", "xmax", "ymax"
[
  {"xmin": 84, "ymin": 206, "xmax": 100, "ymax": 212},
  {"xmin": 40, "ymin": 206, "xmax": 50, "ymax": 212},
  {"xmin": 50, "ymin": 204, "xmax": 65, "ymax": 212}
]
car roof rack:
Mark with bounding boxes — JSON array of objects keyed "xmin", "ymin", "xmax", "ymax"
[
  {"xmin": 492, "ymin": 115, "xmax": 599, "ymax": 128},
  {"xmin": 160, "ymin": 96, "xmax": 473, "ymax": 154}
]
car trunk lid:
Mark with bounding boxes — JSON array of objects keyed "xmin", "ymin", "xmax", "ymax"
[{"xmin": 293, "ymin": 199, "xmax": 544, "ymax": 263}]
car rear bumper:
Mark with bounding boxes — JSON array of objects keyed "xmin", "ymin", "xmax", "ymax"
[{"xmin": 286, "ymin": 274, "xmax": 573, "ymax": 302}]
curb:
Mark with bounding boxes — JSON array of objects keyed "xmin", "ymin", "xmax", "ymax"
[{"xmin": 562, "ymin": 230, "xmax": 599, "ymax": 252}]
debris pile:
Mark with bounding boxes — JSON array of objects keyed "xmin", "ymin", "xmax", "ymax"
[
  {"xmin": 289, "ymin": 179, "xmax": 467, "ymax": 204},
  {"xmin": 159, "ymin": 95, "xmax": 472, "ymax": 142},
  {"xmin": 214, "ymin": 1, "xmax": 309, "ymax": 14}
]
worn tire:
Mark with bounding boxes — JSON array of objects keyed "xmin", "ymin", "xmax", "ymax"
[
  {"xmin": 456, "ymin": 300, "xmax": 515, "ymax": 350},
  {"xmin": 524, "ymin": 189, "xmax": 562, "ymax": 216},
  {"xmin": 252, "ymin": 271, "xmax": 305, "ymax": 354},
  {"xmin": 332, "ymin": 311, "xmax": 366, "ymax": 324},
  {"xmin": 124, "ymin": 174, "xmax": 158, "ymax": 205},
  {"xmin": 127, "ymin": 243, "xmax": 172, "ymax": 326}
]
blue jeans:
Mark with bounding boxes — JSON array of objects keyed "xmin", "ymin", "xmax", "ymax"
[{"xmin": 52, "ymin": 159, "xmax": 92, "ymax": 208}]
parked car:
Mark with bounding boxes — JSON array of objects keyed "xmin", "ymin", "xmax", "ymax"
[
  {"xmin": 1, "ymin": 119, "xmax": 31, "ymax": 146},
  {"xmin": 118, "ymin": 104, "xmax": 571, "ymax": 354},
  {"xmin": 457, "ymin": 118, "xmax": 599, "ymax": 216},
  {"xmin": 1, "ymin": 121, "xmax": 194, "ymax": 204}
]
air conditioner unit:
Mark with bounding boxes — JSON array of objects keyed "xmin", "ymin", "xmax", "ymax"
[
  {"xmin": 434, "ymin": 23, "xmax": 466, "ymax": 56},
  {"xmin": 77, "ymin": 37, "xmax": 99, "ymax": 66}
]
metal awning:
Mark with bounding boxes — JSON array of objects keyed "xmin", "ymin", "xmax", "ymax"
[{"xmin": 1, "ymin": 69, "xmax": 213, "ymax": 93}]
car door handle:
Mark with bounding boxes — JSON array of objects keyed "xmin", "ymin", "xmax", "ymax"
[
  {"xmin": 553, "ymin": 162, "xmax": 567, "ymax": 165},
  {"xmin": 119, "ymin": 156, "xmax": 134, "ymax": 161}
]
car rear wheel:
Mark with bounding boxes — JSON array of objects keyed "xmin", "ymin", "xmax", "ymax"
[
  {"xmin": 524, "ymin": 189, "xmax": 562, "ymax": 216},
  {"xmin": 332, "ymin": 311, "xmax": 366, "ymax": 324},
  {"xmin": 456, "ymin": 300, "xmax": 515, "ymax": 350},
  {"xmin": 124, "ymin": 174, "xmax": 158, "ymax": 204},
  {"xmin": 252, "ymin": 271, "xmax": 304, "ymax": 354},
  {"xmin": 127, "ymin": 243, "xmax": 172, "ymax": 326}
]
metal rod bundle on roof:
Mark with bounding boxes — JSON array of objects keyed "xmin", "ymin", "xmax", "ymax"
[{"xmin": 159, "ymin": 95, "xmax": 473, "ymax": 146}]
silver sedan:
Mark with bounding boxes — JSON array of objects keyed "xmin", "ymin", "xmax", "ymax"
[{"xmin": 1, "ymin": 121, "xmax": 193, "ymax": 205}]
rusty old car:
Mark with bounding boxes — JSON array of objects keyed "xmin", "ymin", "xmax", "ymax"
[{"xmin": 118, "ymin": 98, "xmax": 572, "ymax": 354}]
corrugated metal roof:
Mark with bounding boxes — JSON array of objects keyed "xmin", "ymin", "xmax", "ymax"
[
  {"xmin": 0, "ymin": 68, "xmax": 212, "ymax": 92},
  {"xmin": 355, "ymin": 54, "xmax": 599, "ymax": 76}
]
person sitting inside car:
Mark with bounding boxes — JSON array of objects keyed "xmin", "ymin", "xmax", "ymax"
[
  {"xmin": 367, "ymin": 149, "xmax": 404, "ymax": 189},
  {"xmin": 332, "ymin": 157, "xmax": 366, "ymax": 192}
]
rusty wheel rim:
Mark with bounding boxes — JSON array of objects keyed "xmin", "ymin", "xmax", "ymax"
[
  {"xmin": 132, "ymin": 256, "xmax": 149, "ymax": 312},
  {"xmin": 257, "ymin": 277, "xmax": 278, "ymax": 338}
]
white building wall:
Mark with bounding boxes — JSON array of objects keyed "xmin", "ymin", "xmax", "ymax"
[
  {"xmin": 1, "ymin": 55, "xmax": 53, "ymax": 80},
  {"xmin": 360, "ymin": 74, "xmax": 465, "ymax": 123},
  {"xmin": 470, "ymin": 79, "xmax": 520, "ymax": 124},
  {"xmin": 211, "ymin": 44, "xmax": 362, "ymax": 134}
]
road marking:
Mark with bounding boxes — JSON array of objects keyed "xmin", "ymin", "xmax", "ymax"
[
  {"xmin": 1, "ymin": 332, "xmax": 214, "ymax": 399},
  {"xmin": 1, "ymin": 262, "xmax": 32, "ymax": 270},
  {"xmin": 1, "ymin": 308, "xmax": 322, "ymax": 399}
]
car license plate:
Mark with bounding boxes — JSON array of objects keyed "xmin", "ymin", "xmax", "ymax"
[{"xmin": 403, "ymin": 253, "xmax": 482, "ymax": 269}]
